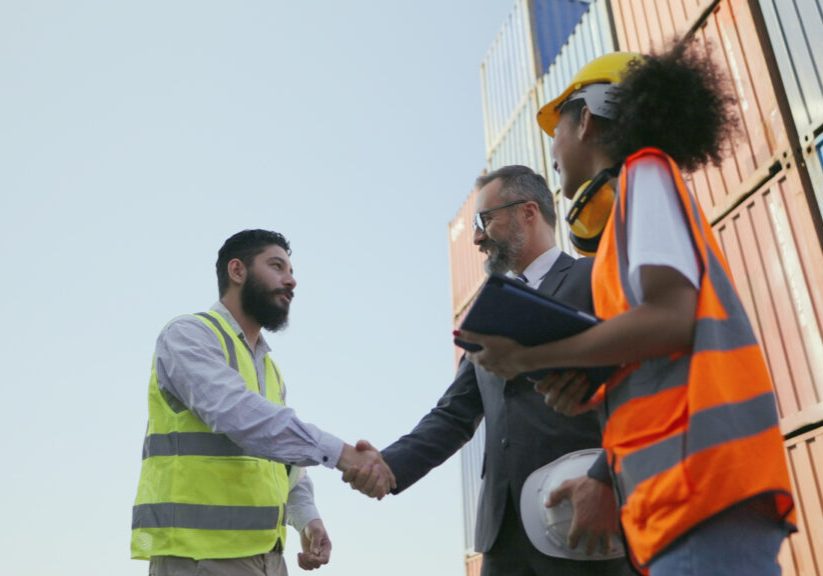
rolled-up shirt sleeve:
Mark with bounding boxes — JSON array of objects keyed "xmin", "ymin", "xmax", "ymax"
[{"xmin": 155, "ymin": 316, "xmax": 344, "ymax": 468}]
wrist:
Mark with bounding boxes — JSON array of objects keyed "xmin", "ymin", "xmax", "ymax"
[{"xmin": 335, "ymin": 444, "xmax": 354, "ymax": 472}]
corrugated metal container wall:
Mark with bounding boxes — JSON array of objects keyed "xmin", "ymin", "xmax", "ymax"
[
  {"xmin": 448, "ymin": 190, "xmax": 486, "ymax": 319},
  {"xmin": 777, "ymin": 427, "xmax": 823, "ymax": 576},
  {"xmin": 486, "ymin": 90, "xmax": 544, "ymax": 174},
  {"xmin": 448, "ymin": 189, "xmax": 486, "ymax": 556},
  {"xmin": 612, "ymin": 0, "xmax": 792, "ymax": 222},
  {"xmin": 531, "ymin": 0, "xmax": 592, "ymax": 74},
  {"xmin": 465, "ymin": 553, "xmax": 483, "ymax": 576},
  {"xmin": 805, "ymin": 135, "xmax": 823, "ymax": 217},
  {"xmin": 460, "ymin": 422, "xmax": 485, "ymax": 553},
  {"xmin": 610, "ymin": 0, "xmax": 715, "ymax": 53},
  {"xmin": 757, "ymin": 0, "xmax": 823, "ymax": 145},
  {"xmin": 712, "ymin": 162, "xmax": 823, "ymax": 432},
  {"xmin": 536, "ymin": 0, "xmax": 616, "ymax": 255},
  {"xmin": 686, "ymin": 0, "xmax": 792, "ymax": 222},
  {"xmin": 480, "ymin": 0, "xmax": 537, "ymax": 157}
]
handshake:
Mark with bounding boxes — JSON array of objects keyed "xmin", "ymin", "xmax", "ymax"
[{"xmin": 336, "ymin": 439, "xmax": 396, "ymax": 500}]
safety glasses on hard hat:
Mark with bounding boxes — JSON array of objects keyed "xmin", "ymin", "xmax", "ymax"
[
  {"xmin": 558, "ymin": 83, "xmax": 620, "ymax": 122},
  {"xmin": 474, "ymin": 200, "xmax": 528, "ymax": 232}
]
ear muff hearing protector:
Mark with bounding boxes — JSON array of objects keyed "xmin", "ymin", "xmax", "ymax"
[{"xmin": 565, "ymin": 165, "xmax": 621, "ymax": 256}]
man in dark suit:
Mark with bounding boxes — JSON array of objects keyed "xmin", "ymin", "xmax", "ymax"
[{"xmin": 345, "ymin": 166, "xmax": 630, "ymax": 576}]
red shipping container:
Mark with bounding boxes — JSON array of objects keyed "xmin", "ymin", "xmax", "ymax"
[
  {"xmin": 610, "ymin": 0, "xmax": 715, "ymax": 54},
  {"xmin": 448, "ymin": 189, "xmax": 487, "ymax": 317},
  {"xmin": 611, "ymin": 0, "xmax": 792, "ymax": 222},
  {"xmin": 713, "ymin": 162, "xmax": 823, "ymax": 433},
  {"xmin": 778, "ymin": 425, "xmax": 823, "ymax": 576}
]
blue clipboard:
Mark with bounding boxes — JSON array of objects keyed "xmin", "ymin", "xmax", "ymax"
[{"xmin": 454, "ymin": 273, "xmax": 615, "ymax": 393}]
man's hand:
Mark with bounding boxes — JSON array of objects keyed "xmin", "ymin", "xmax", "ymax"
[
  {"xmin": 533, "ymin": 371, "xmax": 593, "ymax": 416},
  {"xmin": 336, "ymin": 440, "xmax": 396, "ymax": 500},
  {"xmin": 297, "ymin": 518, "xmax": 331, "ymax": 570},
  {"xmin": 546, "ymin": 475, "xmax": 619, "ymax": 555},
  {"xmin": 457, "ymin": 330, "xmax": 527, "ymax": 380}
]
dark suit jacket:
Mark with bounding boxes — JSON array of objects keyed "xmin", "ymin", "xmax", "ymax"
[{"xmin": 382, "ymin": 253, "xmax": 602, "ymax": 553}]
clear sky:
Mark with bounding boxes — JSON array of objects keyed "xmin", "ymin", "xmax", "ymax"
[{"xmin": 0, "ymin": 1, "xmax": 515, "ymax": 575}]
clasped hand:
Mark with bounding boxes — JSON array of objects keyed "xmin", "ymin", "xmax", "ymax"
[{"xmin": 337, "ymin": 440, "xmax": 396, "ymax": 500}]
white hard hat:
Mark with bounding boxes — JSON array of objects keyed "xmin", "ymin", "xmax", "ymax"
[{"xmin": 520, "ymin": 448, "xmax": 625, "ymax": 560}]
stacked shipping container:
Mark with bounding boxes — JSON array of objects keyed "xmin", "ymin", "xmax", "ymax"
[
  {"xmin": 450, "ymin": 0, "xmax": 823, "ymax": 574},
  {"xmin": 609, "ymin": 0, "xmax": 823, "ymax": 570}
]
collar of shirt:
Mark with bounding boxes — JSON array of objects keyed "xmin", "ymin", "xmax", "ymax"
[
  {"xmin": 510, "ymin": 246, "xmax": 561, "ymax": 288},
  {"xmin": 210, "ymin": 301, "xmax": 271, "ymax": 355}
]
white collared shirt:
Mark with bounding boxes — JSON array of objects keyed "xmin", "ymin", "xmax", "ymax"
[{"xmin": 509, "ymin": 246, "xmax": 562, "ymax": 288}]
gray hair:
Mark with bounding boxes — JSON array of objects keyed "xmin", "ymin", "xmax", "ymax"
[{"xmin": 475, "ymin": 165, "xmax": 556, "ymax": 228}]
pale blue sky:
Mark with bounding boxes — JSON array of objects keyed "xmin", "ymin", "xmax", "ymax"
[{"xmin": 0, "ymin": 1, "xmax": 515, "ymax": 575}]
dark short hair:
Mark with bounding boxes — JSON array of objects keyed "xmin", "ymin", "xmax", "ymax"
[
  {"xmin": 475, "ymin": 165, "xmax": 556, "ymax": 228},
  {"xmin": 216, "ymin": 229, "xmax": 291, "ymax": 296}
]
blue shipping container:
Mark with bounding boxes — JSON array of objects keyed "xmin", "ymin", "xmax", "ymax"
[{"xmin": 532, "ymin": 0, "xmax": 593, "ymax": 74}]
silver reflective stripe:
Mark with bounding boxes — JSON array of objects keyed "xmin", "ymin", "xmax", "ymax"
[
  {"xmin": 195, "ymin": 312, "xmax": 238, "ymax": 371},
  {"xmin": 619, "ymin": 392, "xmax": 779, "ymax": 498},
  {"xmin": 606, "ymin": 355, "xmax": 690, "ymax": 413},
  {"xmin": 694, "ymin": 317, "xmax": 759, "ymax": 352},
  {"xmin": 615, "ymin": 170, "xmax": 639, "ymax": 308},
  {"xmin": 132, "ymin": 503, "xmax": 280, "ymax": 530},
  {"xmin": 143, "ymin": 432, "xmax": 245, "ymax": 459}
]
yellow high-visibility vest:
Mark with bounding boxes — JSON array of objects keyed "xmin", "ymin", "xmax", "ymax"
[{"xmin": 131, "ymin": 311, "xmax": 289, "ymax": 560}]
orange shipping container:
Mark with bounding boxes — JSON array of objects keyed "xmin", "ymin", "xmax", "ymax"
[
  {"xmin": 611, "ymin": 0, "xmax": 793, "ymax": 222},
  {"xmin": 712, "ymin": 161, "xmax": 823, "ymax": 433},
  {"xmin": 448, "ymin": 189, "xmax": 487, "ymax": 317},
  {"xmin": 778, "ymin": 425, "xmax": 823, "ymax": 576},
  {"xmin": 610, "ymin": 0, "xmax": 715, "ymax": 54}
]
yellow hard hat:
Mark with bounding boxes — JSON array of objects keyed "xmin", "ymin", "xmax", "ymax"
[{"xmin": 537, "ymin": 51, "xmax": 642, "ymax": 136}]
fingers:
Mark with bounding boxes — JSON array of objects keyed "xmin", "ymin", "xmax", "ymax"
[
  {"xmin": 297, "ymin": 552, "xmax": 322, "ymax": 570},
  {"xmin": 545, "ymin": 479, "xmax": 573, "ymax": 508},
  {"xmin": 355, "ymin": 439, "xmax": 376, "ymax": 452},
  {"xmin": 339, "ymin": 441, "xmax": 396, "ymax": 499},
  {"xmin": 298, "ymin": 520, "xmax": 331, "ymax": 570},
  {"xmin": 535, "ymin": 371, "xmax": 590, "ymax": 415}
]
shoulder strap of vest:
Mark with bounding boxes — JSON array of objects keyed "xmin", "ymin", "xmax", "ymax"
[{"xmin": 193, "ymin": 311, "xmax": 239, "ymax": 371}]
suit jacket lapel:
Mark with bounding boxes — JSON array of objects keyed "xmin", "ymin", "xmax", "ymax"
[{"xmin": 536, "ymin": 252, "xmax": 573, "ymax": 296}]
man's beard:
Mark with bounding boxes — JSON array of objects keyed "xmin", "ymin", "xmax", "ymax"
[
  {"xmin": 481, "ymin": 224, "xmax": 526, "ymax": 274},
  {"xmin": 241, "ymin": 271, "xmax": 292, "ymax": 332}
]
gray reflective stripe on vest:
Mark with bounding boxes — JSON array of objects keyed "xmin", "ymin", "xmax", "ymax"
[
  {"xmin": 606, "ymin": 355, "xmax": 690, "ymax": 414},
  {"xmin": 132, "ymin": 502, "xmax": 280, "ymax": 530},
  {"xmin": 694, "ymin": 317, "xmax": 759, "ymax": 352},
  {"xmin": 618, "ymin": 392, "xmax": 779, "ymax": 498},
  {"xmin": 143, "ymin": 432, "xmax": 245, "ymax": 459},
  {"xmin": 195, "ymin": 312, "xmax": 238, "ymax": 371}
]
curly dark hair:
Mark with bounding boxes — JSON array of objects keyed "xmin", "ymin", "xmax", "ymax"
[
  {"xmin": 601, "ymin": 38, "xmax": 739, "ymax": 172},
  {"xmin": 216, "ymin": 229, "xmax": 291, "ymax": 296}
]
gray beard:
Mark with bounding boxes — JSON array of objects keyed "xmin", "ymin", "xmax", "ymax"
[{"xmin": 483, "ymin": 226, "xmax": 525, "ymax": 275}]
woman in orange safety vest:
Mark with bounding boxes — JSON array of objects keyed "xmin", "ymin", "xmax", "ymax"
[{"xmin": 456, "ymin": 40, "xmax": 795, "ymax": 575}]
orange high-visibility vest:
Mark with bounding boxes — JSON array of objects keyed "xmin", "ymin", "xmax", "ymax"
[{"xmin": 591, "ymin": 147, "xmax": 795, "ymax": 568}]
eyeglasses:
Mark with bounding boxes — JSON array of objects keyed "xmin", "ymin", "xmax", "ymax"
[{"xmin": 473, "ymin": 200, "xmax": 528, "ymax": 232}]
